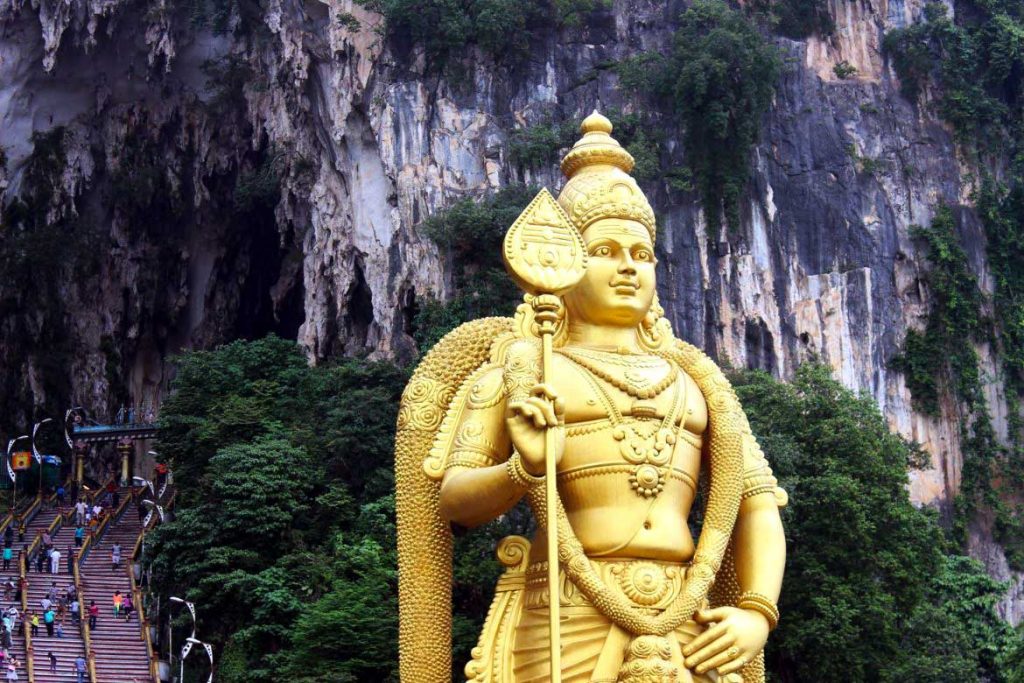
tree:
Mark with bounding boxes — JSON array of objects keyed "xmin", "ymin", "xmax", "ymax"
[{"xmin": 732, "ymin": 365, "xmax": 1017, "ymax": 682}]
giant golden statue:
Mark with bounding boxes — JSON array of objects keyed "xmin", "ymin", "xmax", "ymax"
[{"xmin": 396, "ymin": 112, "xmax": 787, "ymax": 683}]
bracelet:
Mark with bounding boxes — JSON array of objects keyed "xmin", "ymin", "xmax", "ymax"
[
  {"xmin": 506, "ymin": 451, "xmax": 544, "ymax": 488},
  {"xmin": 737, "ymin": 592, "xmax": 780, "ymax": 631}
]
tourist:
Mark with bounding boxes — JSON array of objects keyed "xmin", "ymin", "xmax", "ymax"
[
  {"xmin": 43, "ymin": 608, "xmax": 54, "ymax": 637},
  {"xmin": 47, "ymin": 652, "xmax": 55, "ymax": 673},
  {"xmin": 3, "ymin": 526, "xmax": 12, "ymax": 550},
  {"xmin": 70, "ymin": 598, "xmax": 79, "ymax": 625},
  {"xmin": 55, "ymin": 486, "xmax": 65, "ymax": 510},
  {"xmin": 2, "ymin": 548, "xmax": 10, "ymax": 573},
  {"xmin": 111, "ymin": 489, "xmax": 119, "ymax": 510},
  {"xmin": 2, "ymin": 579, "xmax": 12, "ymax": 601},
  {"xmin": 87, "ymin": 601, "xmax": 97, "ymax": 630},
  {"xmin": 41, "ymin": 531, "xmax": 51, "ymax": 552},
  {"xmin": 122, "ymin": 593, "xmax": 133, "ymax": 622},
  {"xmin": 6, "ymin": 658, "xmax": 18, "ymax": 682},
  {"xmin": 74, "ymin": 500, "xmax": 86, "ymax": 527},
  {"xmin": 110, "ymin": 543, "xmax": 121, "ymax": 572},
  {"xmin": 74, "ymin": 527, "xmax": 83, "ymax": 548},
  {"xmin": 46, "ymin": 582, "xmax": 58, "ymax": 603},
  {"xmin": 29, "ymin": 613, "xmax": 38, "ymax": 637},
  {"xmin": 34, "ymin": 547, "xmax": 43, "ymax": 574},
  {"xmin": 55, "ymin": 622, "xmax": 62, "ymax": 639},
  {"xmin": 64, "ymin": 583, "xmax": 75, "ymax": 604},
  {"xmin": 136, "ymin": 500, "xmax": 146, "ymax": 522},
  {"xmin": 40, "ymin": 597, "xmax": 51, "ymax": 613},
  {"xmin": 73, "ymin": 655, "xmax": 86, "ymax": 683},
  {"xmin": 49, "ymin": 548, "xmax": 60, "ymax": 575},
  {"xmin": 112, "ymin": 591, "xmax": 122, "ymax": 618}
]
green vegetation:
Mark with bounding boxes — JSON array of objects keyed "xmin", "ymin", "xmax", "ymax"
[
  {"xmin": 150, "ymin": 338, "xmax": 408, "ymax": 682},
  {"xmin": 355, "ymin": 0, "xmax": 609, "ymax": 65},
  {"xmin": 833, "ymin": 60, "xmax": 858, "ymax": 79},
  {"xmin": 617, "ymin": 0, "xmax": 781, "ymax": 231},
  {"xmin": 883, "ymin": 1, "xmax": 1022, "ymax": 146},
  {"xmin": 750, "ymin": 0, "xmax": 834, "ymax": 39},
  {"xmin": 884, "ymin": 0, "xmax": 1024, "ymax": 568},
  {"xmin": 891, "ymin": 206, "xmax": 984, "ymax": 416},
  {"xmin": 734, "ymin": 365, "xmax": 1021, "ymax": 682},
  {"xmin": 413, "ymin": 185, "xmax": 529, "ymax": 350}
]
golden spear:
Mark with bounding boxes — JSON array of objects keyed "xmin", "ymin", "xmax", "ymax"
[{"xmin": 502, "ymin": 188, "xmax": 588, "ymax": 682}]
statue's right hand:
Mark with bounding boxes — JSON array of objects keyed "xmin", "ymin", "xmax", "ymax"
[{"xmin": 506, "ymin": 384, "xmax": 566, "ymax": 477}]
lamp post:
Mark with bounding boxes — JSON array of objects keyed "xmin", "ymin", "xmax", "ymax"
[
  {"xmin": 32, "ymin": 418, "xmax": 53, "ymax": 497},
  {"xmin": 182, "ymin": 637, "xmax": 213, "ymax": 683},
  {"xmin": 168, "ymin": 595, "xmax": 196, "ymax": 682}
]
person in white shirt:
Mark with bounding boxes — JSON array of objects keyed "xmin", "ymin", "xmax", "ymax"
[{"xmin": 49, "ymin": 549, "xmax": 60, "ymax": 575}]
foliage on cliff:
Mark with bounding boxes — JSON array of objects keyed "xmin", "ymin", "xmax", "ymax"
[
  {"xmin": 885, "ymin": 0, "xmax": 1024, "ymax": 569},
  {"xmin": 354, "ymin": 0, "xmax": 608, "ymax": 64},
  {"xmin": 412, "ymin": 185, "xmax": 528, "ymax": 351},
  {"xmin": 617, "ymin": 0, "xmax": 781, "ymax": 232}
]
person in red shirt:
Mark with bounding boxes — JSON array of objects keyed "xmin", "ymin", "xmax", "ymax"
[{"xmin": 87, "ymin": 601, "xmax": 98, "ymax": 630}]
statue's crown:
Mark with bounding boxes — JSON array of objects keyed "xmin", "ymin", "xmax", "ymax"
[{"xmin": 557, "ymin": 111, "xmax": 657, "ymax": 241}]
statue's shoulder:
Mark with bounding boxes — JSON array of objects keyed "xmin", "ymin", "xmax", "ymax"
[{"xmin": 401, "ymin": 317, "xmax": 526, "ymax": 480}]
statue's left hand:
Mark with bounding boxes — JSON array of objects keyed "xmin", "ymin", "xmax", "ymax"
[{"xmin": 682, "ymin": 606, "xmax": 769, "ymax": 676}]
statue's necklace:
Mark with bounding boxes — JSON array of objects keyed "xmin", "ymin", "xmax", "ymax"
[
  {"xmin": 561, "ymin": 353, "xmax": 685, "ymax": 498},
  {"xmin": 557, "ymin": 348, "xmax": 677, "ymax": 400}
]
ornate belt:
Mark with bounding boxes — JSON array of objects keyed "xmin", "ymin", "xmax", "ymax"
[{"xmin": 524, "ymin": 558, "xmax": 689, "ymax": 612}]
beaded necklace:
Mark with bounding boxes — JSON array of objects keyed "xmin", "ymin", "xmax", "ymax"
[{"xmin": 557, "ymin": 348, "xmax": 676, "ymax": 400}]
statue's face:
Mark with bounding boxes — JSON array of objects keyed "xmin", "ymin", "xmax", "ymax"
[{"xmin": 564, "ymin": 218, "xmax": 656, "ymax": 328}]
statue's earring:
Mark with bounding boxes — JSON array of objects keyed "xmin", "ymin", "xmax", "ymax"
[{"xmin": 638, "ymin": 293, "xmax": 671, "ymax": 351}]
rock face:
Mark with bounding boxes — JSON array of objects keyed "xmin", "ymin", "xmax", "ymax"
[{"xmin": 0, "ymin": 0, "xmax": 1019, "ymax": 619}]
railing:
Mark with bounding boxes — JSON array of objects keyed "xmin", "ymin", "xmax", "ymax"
[
  {"xmin": 19, "ymin": 547, "xmax": 34, "ymax": 682},
  {"xmin": 134, "ymin": 487, "xmax": 173, "ymax": 683}
]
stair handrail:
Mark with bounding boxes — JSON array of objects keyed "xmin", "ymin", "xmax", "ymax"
[
  {"xmin": 19, "ymin": 546, "xmax": 34, "ymax": 682},
  {"xmin": 133, "ymin": 487, "xmax": 173, "ymax": 683}
]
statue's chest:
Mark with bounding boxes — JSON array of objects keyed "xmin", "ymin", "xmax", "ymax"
[{"xmin": 549, "ymin": 352, "xmax": 707, "ymax": 497}]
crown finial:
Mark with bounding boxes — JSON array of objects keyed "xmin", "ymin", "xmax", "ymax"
[
  {"xmin": 581, "ymin": 110, "xmax": 613, "ymax": 135},
  {"xmin": 560, "ymin": 111, "xmax": 634, "ymax": 178}
]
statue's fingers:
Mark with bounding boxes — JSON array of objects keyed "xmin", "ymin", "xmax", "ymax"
[
  {"xmin": 511, "ymin": 402, "xmax": 543, "ymax": 428},
  {"xmin": 528, "ymin": 397, "xmax": 558, "ymax": 427},
  {"xmin": 553, "ymin": 395, "xmax": 566, "ymax": 421},
  {"xmin": 694, "ymin": 607, "xmax": 731, "ymax": 624},
  {"xmin": 694, "ymin": 646, "xmax": 742, "ymax": 675},
  {"xmin": 683, "ymin": 629, "xmax": 732, "ymax": 668},
  {"xmin": 681, "ymin": 621, "xmax": 727, "ymax": 657},
  {"xmin": 530, "ymin": 383, "xmax": 559, "ymax": 402},
  {"xmin": 716, "ymin": 654, "xmax": 749, "ymax": 676}
]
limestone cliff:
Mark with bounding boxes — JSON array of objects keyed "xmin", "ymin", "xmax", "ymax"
[{"xmin": 0, "ymin": 0, "xmax": 1020, "ymax": 619}]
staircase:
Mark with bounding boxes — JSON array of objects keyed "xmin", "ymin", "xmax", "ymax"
[
  {"xmin": 22, "ymin": 512, "xmax": 84, "ymax": 683},
  {"xmin": 78, "ymin": 493, "xmax": 153, "ymax": 683},
  {"xmin": 8, "ymin": 502, "xmax": 74, "ymax": 680}
]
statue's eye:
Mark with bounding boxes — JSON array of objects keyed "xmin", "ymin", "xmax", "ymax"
[
  {"xmin": 592, "ymin": 246, "xmax": 612, "ymax": 257},
  {"xmin": 634, "ymin": 249, "xmax": 653, "ymax": 262}
]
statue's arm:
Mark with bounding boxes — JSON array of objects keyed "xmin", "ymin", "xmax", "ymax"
[
  {"xmin": 732, "ymin": 432, "xmax": 786, "ymax": 601},
  {"xmin": 438, "ymin": 367, "xmax": 526, "ymax": 528}
]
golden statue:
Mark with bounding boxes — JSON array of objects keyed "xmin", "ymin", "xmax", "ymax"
[{"xmin": 396, "ymin": 112, "xmax": 787, "ymax": 683}]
